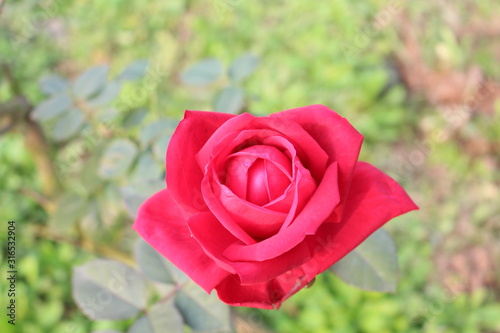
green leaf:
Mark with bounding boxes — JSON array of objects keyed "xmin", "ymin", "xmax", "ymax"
[
  {"xmin": 92, "ymin": 331, "xmax": 123, "ymax": 333},
  {"xmin": 120, "ymin": 180, "xmax": 164, "ymax": 219},
  {"xmin": 128, "ymin": 301, "xmax": 183, "ymax": 333},
  {"xmin": 87, "ymin": 81, "xmax": 121, "ymax": 108},
  {"xmin": 181, "ymin": 58, "xmax": 223, "ymax": 85},
  {"xmin": 139, "ymin": 119, "xmax": 177, "ymax": 147},
  {"xmin": 72, "ymin": 259, "xmax": 148, "ymax": 320},
  {"xmin": 122, "ymin": 108, "xmax": 148, "ymax": 128},
  {"xmin": 330, "ymin": 228, "xmax": 399, "ymax": 292},
  {"xmin": 118, "ymin": 60, "xmax": 149, "ymax": 81},
  {"xmin": 31, "ymin": 94, "xmax": 72, "ymax": 121},
  {"xmin": 73, "ymin": 65, "xmax": 109, "ymax": 99},
  {"xmin": 214, "ymin": 86, "xmax": 245, "ymax": 114},
  {"xmin": 175, "ymin": 282, "xmax": 232, "ymax": 332},
  {"xmin": 53, "ymin": 108, "xmax": 85, "ymax": 142},
  {"xmin": 39, "ymin": 75, "xmax": 69, "ymax": 95},
  {"xmin": 229, "ymin": 53, "xmax": 259, "ymax": 83},
  {"xmin": 98, "ymin": 139, "xmax": 138, "ymax": 179},
  {"xmin": 152, "ymin": 135, "xmax": 171, "ymax": 161},
  {"xmin": 130, "ymin": 153, "xmax": 162, "ymax": 182},
  {"xmin": 134, "ymin": 238, "xmax": 188, "ymax": 285}
]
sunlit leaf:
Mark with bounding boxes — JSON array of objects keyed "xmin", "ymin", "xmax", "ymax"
[
  {"xmin": 72, "ymin": 259, "xmax": 147, "ymax": 320},
  {"xmin": 53, "ymin": 108, "xmax": 85, "ymax": 142},
  {"xmin": 181, "ymin": 58, "xmax": 222, "ymax": 85},
  {"xmin": 330, "ymin": 228, "xmax": 399, "ymax": 292},
  {"xmin": 214, "ymin": 86, "xmax": 245, "ymax": 114},
  {"xmin": 128, "ymin": 301, "xmax": 183, "ymax": 333},
  {"xmin": 73, "ymin": 65, "xmax": 109, "ymax": 99},
  {"xmin": 98, "ymin": 139, "xmax": 138, "ymax": 179},
  {"xmin": 229, "ymin": 53, "xmax": 259, "ymax": 83},
  {"xmin": 87, "ymin": 81, "xmax": 121, "ymax": 108},
  {"xmin": 39, "ymin": 75, "xmax": 69, "ymax": 95},
  {"xmin": 134, "ymin": 238, "xmax": 188, "ymax": 285},
  {"xmin": 118, "ymin": 60, "xmax": 149, "ymax": 81},
  {"xmin": 31, "ymin": 94, "xmax": 72, "ymax": 121},
  {"xmin": 175, "ymin": 282, "xmax": 232, "ymax": 332}
]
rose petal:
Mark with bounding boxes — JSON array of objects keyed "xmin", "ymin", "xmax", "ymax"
[
  {"xmin": 166, "ymin": 110, "xmax": 235, "ymax": 214},
  {"xmin": 223, "ymin": 162, "xmax": 339, "ymax": 262},
  {"xmin": 302, "ymin": 161, "xmax": 419, "ymax": 279},
  {"xmin": 271, "ymin": 104, "xmax": 363, "ymax": 221},
  {"xmin": 197, "ymin": 113, "xmax": 329, "ymax": 183},
  {"xmin": 133, "ymin": 189, "xmax": 231, "ymax": 292},
  {"xmin": 215, "ymin": 266, "xmax": 311, "ymax": 309},
  {"xmin": 187, "ymin": 211, "xmax": 312, "ymax": 284}
]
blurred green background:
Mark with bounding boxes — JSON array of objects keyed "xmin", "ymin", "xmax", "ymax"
[{"xmin": 1, "ymin": 0, "xmax": 499, "ymax": 332}]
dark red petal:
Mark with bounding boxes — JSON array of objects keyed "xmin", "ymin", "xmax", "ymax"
[
  {"xmin": 302, "ymin": 162, "xmax": 419, "ymax": 279},
  {"xmin": 223, "ymin": 162, "xmax": 339, "ymax": 262},
  {"xmin": 271, "ymin": 104, "xmax": 363, "ymax": 221},
  {"xmin": 133, "ymin": 189, "xmax": 231, "ymax": 292},
  {"xmin": 187, "ymin": 211, "xmax": 312, "ymax": 284},
  {"xmin": 215, "ymin": 266, "xmax": 311, "ymax": 309},
  {"xmin": 166, "ymin": 110, "xmax": 235, "ymax": 214},
  {"xmin": 197, "ymin": 113, "xmax": 329, "ymax": 183}
]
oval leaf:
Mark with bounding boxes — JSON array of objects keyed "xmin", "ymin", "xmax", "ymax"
[
  {"xmin": 128, "ymin": 301, "xmax": 183, "ymax": 333},
  {"xmin": 39, "ymin": 75, "xmax": 69, "ymax": 95},
  {"xmin": 181, "ymin": 58, "xmax": 222, "ymax": 86},
  {"xmin": 121, "ymin": 180, "xmax": 164, "ymax": 219},
  {"xmin": 73, "ymin": 65, "xmax": 109, "ymax": 99},
  {"xmin": 98, "ymin": 139, "xmax": 138, "ymax": 179},
  {"xmin": 72, "ymin": 259, "xmax": 148, "ymax": 320},
  {"xmin": 134, "ymin": 238, "xmax": 188, "ymax": 285},
  {"xmin": 330, "ymin": 228, "xmax": 399, "ymax": 292},
  {"xmin": 214, "ymin": 86, "xmax": 245, "ymax": 114},
  {"xmin": 53, "ymin": 108, "xmax": 85, "ymax": 142},
  {"xmin": 31, "ymin": 94, "xmax": 72, "ymax": 121},
  {"xmin": 229, "ymin": 54, "xmax": 259, "ymax": 83},
  {"xmin": 118, "ymin": 60, "xmax": 149, "ymax": 81},
  {"xmin": 175, "ymin": 282, "xmax": 232, "ymax": 332},
  {"xmin": 122, "ymin": 108, "xmax": 148, "ymax": 128},
  {"xmin": 87, "ymin": 81, "xmax": 121, "ymax": 108},
  {"xmin": 139, "ymin": 119, "xmax": 177, "ymax": 147}
]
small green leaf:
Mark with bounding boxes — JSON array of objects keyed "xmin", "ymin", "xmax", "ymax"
[
  {"xmin": 139, "ymin": 119, "xmax": 177, "ymax": 147},
  {"xmin": 181, "ymin": 58, "xmax": 223, "ymax": 85},
  {"xmin": 39, "ymin": 75, "xmax": 69, "ymax": 95},
  {"xmin": 53, "ymin": 108, "xmax": 85, "ymax": 142},
  {"xmin": 98, "ymin": 139, "xmax": 138, "ymax": 179},
  {"xmin": 330, "ymin": 228, "xmax": 399, "ymax": 292},
  {"xmin": 134, "ymin": 238, "xmax": 188, "ymax": 285},
  {"xmin": 229, "ymin": 53, "xmax": 259, "ymax": 83},
  {"xmin": 152, "ymin": 135, "xmax": 171, "ymax": 161},
  {"xmin": 214, "ymin": 86, "xmax": 245, "ymax": 114},
  {"xmin": 87, "ymin": 81, "xmax": 121, "ymax": 108},
  {"xmin": 73, "ymin": 65, "xmax": 109, "ymax": 99},
  {"xmin": 130, "ymin": 153, "xmax": 162, "ymax": 182},
  {"xmin": 175, "ymin": 282, "xmax": 232, "ymax": 332},
  {"xmin": 120, "ymin": 180, "xmax": 164, "ymax": 219},
  {"xmin": 31, "ymin": 94, "xmax": 72, "ymax": 121},
  {"xmin": 128, "ymin": 301, "xmax": 183, "ymax": 333},
  {"xmin": 72, "ymin": 259, "xmax": 148, "ymax": 320},
  {"xmin": 122, "ymin": 109, "xmax": 148, "ymax": 128},
  {"xmin": 118, "ymin": 60, "xmax": 149, "ymax": 81}
]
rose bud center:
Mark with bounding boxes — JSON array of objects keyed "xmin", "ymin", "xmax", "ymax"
[{"xmin": 225, "ymin": 145, "xmax": 292, "ymax": 206}]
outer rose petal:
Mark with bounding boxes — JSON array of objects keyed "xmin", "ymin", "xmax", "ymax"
[
  {"xmin": 302, "ymin": 161, "xmax": 419, "ymax": 279},
  {"xmin": 271, "ymin": 104, "xmax": 363, "ymax": 221},
  {"xmin": 166, "ymin": 110, "xmax": 235, "ymax": 214},
  {"xmin": 215, "ymin": 266, "xmax": 310, "ymax": 309},
  {"xmin": 133, "ymin": 189, "xmax": 231, "ymax": 292}
]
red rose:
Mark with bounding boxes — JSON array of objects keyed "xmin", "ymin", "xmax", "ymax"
[{"xmin": 133, "ymin": 104, "xmax": 417, "ymax": 309}]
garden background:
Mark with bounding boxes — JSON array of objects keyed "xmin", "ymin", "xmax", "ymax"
[{"xmin": 1, "ymin": 0, "xmax": 499, "ymax": 332}]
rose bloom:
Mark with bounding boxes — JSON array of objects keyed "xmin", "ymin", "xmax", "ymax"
[{"xmin": 134, "ymin": 104, "xmax": 417, "ymax": 309}]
